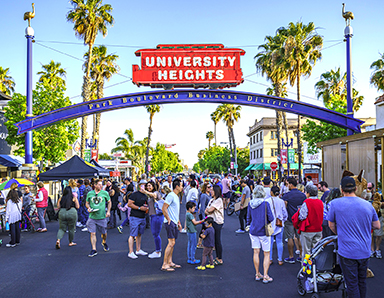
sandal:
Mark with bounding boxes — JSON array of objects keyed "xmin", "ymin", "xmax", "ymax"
[
  {"xmin": 171, "ymin": 264, "xmax": 181, "ymax": 268},
  {"xmin": 263, "ymin": 275, "xmax": 273, "ymax": 284},
  {"xmin": 55, "ymin": 240, "xmax": 60, "ymax": 249},
  {"xmin": 269, "ymin": 260, "xmax": 273, "ymax": 265},
  {"xmin": 69, "ymin": 242, "xmax": 77, "ymax": 247},
  {"xmin": 255, "ymin": 273, "xmax": 264, "ymax": 281},
  {"xmin": 278, "ymin": 261, "xmax": 284, "ymax": 266},
  {"xmin": 161, "ymin": 267, "xmax": 175, "ymax": 272},
  {"xmin": 214, "ymin": 259, "xmax": 223, "ymax": 265}
]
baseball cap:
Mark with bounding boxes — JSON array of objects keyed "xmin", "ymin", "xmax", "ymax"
[
  {"xmin": 139, "ymin": 179, "xmax": 147, "ymax": 185},
  {"xmin": 263, "ymin": 176, "xmax": 271, "ymax": 184},
  {"xmin": 341, "ymin": 176, "xmax": 356, "ymax": 189}
]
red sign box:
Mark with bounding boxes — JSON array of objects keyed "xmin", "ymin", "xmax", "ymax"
[
  {"xmin": 270, "ymin": 162, "xmax": 278, "ymax": 171},
  {"xmin": 132, "ymin": 44, "xmax": 245, "ymax": 89},
  {"xmin": 281, "ymin": 149, "xmax": 287, "ymax": 164},
  {"xmin": 110, "ymin": 171, "xmax": 121, "ymax": 177}
]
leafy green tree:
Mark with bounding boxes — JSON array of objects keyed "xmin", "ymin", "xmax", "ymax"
[
  {"xmin": 206, "ymin": 131, "xmax": 214, "ymax": 149},
  {"xmin": 67, "ymin": 0, "xmax": 114, "ymax": 158},
  {"xmin": 37, "ymin": 60, "xmax": 66, "ymax": 86},
  {"xmin": 0, "ymin": 66, "xmax": 15, "ymax": 96},
  {"xmin": 84, "ymin": 45, "xmax": 120, "ymax": 148},
  {"xmin": 4, "ymin": 78, "xmax": 79, "ymax": 167},
  {"xmin": 144, "ymin": 105, "xmax": 161, "ymax": 175},
  {"xmin": 237, "ymin": 147, "xmax": 250, "ymax": 176},
  {"xmin": 151, "ymin": 143, "xmax": 183, "ymax": 174},
  {"xmin": 370, "ymin": 53, "xmax": 384, "ymax": 93},
  {"xmin": 194, "ymin": 146, "xmax": 231, "ymax": 174},
  {"xmin": 99, "ymin": 152, "xmax": 112, "ymax": 160}
]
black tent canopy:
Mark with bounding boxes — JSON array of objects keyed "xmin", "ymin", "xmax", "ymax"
[{"xmin": 39, "ymin": 155, "xmax": 109, "ymax": 181}]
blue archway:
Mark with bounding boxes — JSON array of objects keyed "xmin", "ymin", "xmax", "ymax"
[{"xmin": 15, "ymin": 89, "xmax": 363, "ymax": 134}]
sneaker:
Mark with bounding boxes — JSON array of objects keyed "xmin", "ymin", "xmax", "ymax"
[
  {"xmin": 206, "ymin": 264, "xmax": 215, "ymax": 269},
  {"xmin": 148, "ymin": 251, "xmax": 161, "ymax": 259},
  {"xmin": 76, "ymin": 222, "xmax": 82, "ymax": 227},
  {"xmin": 180, "ymin": 229, "xmax": 187, "ymax": 234},
  {"xmin": 195, "ymin": 266, "xmax": 206, "ymax": 270},
  {"xmin": 101, "ymin": 242, "xmax": 109, "ymax": 252},
  {"xmin": 187, "ymin": 260, "xmax": 192, "ymax": 264},
  {"xmin": 297, "ymin": 257, "xmax": 302, "ymax": 262},
  {"xmin": 6, "ymin": 243, "xmax": 16, "ymax": 248},
  {"xmin": 295, "ymin": 250, "xmax": 300, "ymax": 255},
  {"xmin": 376, "ymin": 250, "xmax": 382, "ymax": 259},
  {"xmin": 21, "ymin": 229, "xmax": 28, "ymax": 232},
  {"xmin": 136, "ymin": 249, "xmax": 148, "ymax": 256},
  {"xmin": 191, "ymin": 259, "xmax": 201, "ymax": 264},
  {"xmin": 284, "ymin": 257, "xmax": 295, "ymax": 264},
  {"xmin": 128, "ymin": 252, "xmax": 138, "ymax": 259},
  {"xmin": 371, "ymin": 251, "xmax": 376, "ymax": 258},
  {"xmin": 81, "ymin": 227, "xmax": 88, "ymax": 232},
  {"xmin": 235, "ymin": 229, "xmax": 245, "ymax": 233},
  {"xmin": 88, "ymin": 250, "xmax": 97, "ymax": 257},
  {"xmin": 117, "ymin": 226, "xmax": 123, "ymax": 234}
]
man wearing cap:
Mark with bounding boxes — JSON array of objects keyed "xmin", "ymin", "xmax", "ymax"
[
  {"xmin": 127, "ymin": 178, "xmax": 149, "ymax": 259},
  {"xmin": 328, "ymin": 176, "xmax": 380, "ymax": 298}
]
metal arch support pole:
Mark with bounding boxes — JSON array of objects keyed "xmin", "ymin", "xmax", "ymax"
[
  {"xmin": 25, "ymin": 32, "xmax": 33, "ymax": 165},
  {"xmin": 345, "ymin": 25, "xmax": 354, "ymax": 136}
]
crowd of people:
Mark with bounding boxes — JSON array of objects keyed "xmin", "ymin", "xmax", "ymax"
[{"xmin": 1, "ymin": 171, "xmax": 383, "ymax": 297}]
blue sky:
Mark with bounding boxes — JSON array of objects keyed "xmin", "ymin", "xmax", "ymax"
[{"xmin": 2, "ymin": 0, "xmax": 383, "ymax": 167}]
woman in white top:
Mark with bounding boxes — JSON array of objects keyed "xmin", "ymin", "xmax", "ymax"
[
  {"xmin": 267, "ymin": 186, "xmax": 288, "ymax": 265},
  {"xmin": 5, "ymin": 183, "xmax": 23, "ymax": 247},
  {"xmin": 205, "ymin": 184, "xmax": 224, "ymax": 265}
]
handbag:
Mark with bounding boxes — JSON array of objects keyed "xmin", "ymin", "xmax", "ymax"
[
  {"xmin": 265, "ymin": 199, "xmax": 274, "ymax": 236},
  {"xmin": 154, "ymin": 199, "xmax": 164, "ymax": 215},
  {"xmin": 271, "ymin": 197, "xmax": 283, "ymax": 227}
]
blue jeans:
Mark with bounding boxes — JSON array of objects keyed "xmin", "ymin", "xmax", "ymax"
[
  {"xmin": 150, "ymin": 214, "xmax": 164, "ymax": 252},
  {"xmin": 37, "ymin": 207, "xmax": 46, "ymax": 229},
  {"xmin": 121, "ymin": 209, "xmax": 130, "ymax": 227},
  {"xmin": 187, "ymin": 232, "xmax": 197, "ymax": 261},
  {"xmin": 339, "ymin": 256, "xmax": 369, "ymax": 298},
  {"xmin": 270, "ymin": 229, "xmax": 284, "ymax": 261}
]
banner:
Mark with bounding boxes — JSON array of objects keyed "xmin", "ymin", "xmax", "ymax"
[
  {"xmin": 288, "ymin": 149, "xmax": 295, "ymax": 163},
  {"xmin": 281, "ymin": 149, "xmax": 287, "ymax": 164}
]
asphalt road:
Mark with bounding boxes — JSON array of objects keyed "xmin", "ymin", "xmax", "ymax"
[{"xmin": 1, "ymin": 206, "xmax": 383, "ymax": 298}]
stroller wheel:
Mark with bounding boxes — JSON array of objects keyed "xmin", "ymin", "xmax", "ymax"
[{"xmin": 297, "ymin": 273, "xmax": 306, "ymax": 296}]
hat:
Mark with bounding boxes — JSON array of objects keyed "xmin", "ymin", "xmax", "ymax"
[
  {"xmin": 139, "ymin": 179, "xmax": 147, "ymax": 185},
  {"xmin": 263, "ymin": 176, "xmax": 271, "ymax": 184},
  {"xmin": 341, "ymin": 176, "xmax": 356, "ymax": 189},
  {"xmin": 124, "ymin": 177, "xmax": 131, "ymax": 181}
]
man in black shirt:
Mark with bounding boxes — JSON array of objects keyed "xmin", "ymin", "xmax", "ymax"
[{"xmin": 127, "ymin": 179, "xmax": 149, "ymax": 259}]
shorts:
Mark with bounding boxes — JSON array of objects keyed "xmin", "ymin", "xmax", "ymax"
[
  {"xmin": 249, "ymin": 234, "xmax": 271, "ymax": 251},
  {"xmin": 223, "ymin": 192, "xmax": 231, "ymax": 199},
  {"xmin": 87, "ymin": 218, "xmax": 107, "ymax": 234},
  {"xmin": 130, "ymin": 216, "xmax": 146, "ymax": 237},
  {"xmin": 165, "ymin": 221, "xmax": 179, "ymax": 239},
  {"xmin": 285, "ymin": 220, "xmax": 299, "ymax": 239},
  {"xmin": 373, "ymin": 216, "xmax": 384, "ymax": 237}
]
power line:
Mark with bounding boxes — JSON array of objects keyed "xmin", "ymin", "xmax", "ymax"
[
  {"xmin": 69, "ymin": 79, "xmax": 132, "ymax": 100},
  {"xmin": 35, "ymin": 40, "xmax": 143, "ymax": 48}
]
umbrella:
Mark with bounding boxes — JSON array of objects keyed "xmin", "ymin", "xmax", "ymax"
[{"xmin": 0, "ymin": 178, "xmax": 35, "ymax": 190}]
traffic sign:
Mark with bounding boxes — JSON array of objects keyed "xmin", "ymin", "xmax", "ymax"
[
  {"xmin": 234, "ymin": 164, "xmax": 238, "ymax": 169},
  {"xmin": 270, "ymin": 162, "xmax": 278, "ymax": 171}
]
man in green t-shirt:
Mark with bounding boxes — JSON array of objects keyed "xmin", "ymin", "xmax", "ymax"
[{"xmin": 86, "ymin": 179, "xmax": 111, "ymax": 257}]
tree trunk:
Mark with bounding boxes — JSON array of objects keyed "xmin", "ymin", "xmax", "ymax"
[
  {"xmin": 208, "ymin": 139, "xmax": 211, "ymax": 149},
  {"xmin": 274, "ymin": 83, "xmax": 284, "ymax": 182},
  {"xmin": 214, "ymin": 122, "xmax": 217, "ymax": 146},
  {"xmin": 93, "ymin": 80, "xmax": 104, "ymax": 151},
  {"xmin": 80, "ymin": 43, "xmax": 94, "ymax": 159},
  {"xmin": 230, "ymin": 127, "xmax": 237, "ymax": 176},
  {"xmin": 227, "ymin": 126, "xmax": 233, "ymax": 172},
  {"xmin": 296, "ymin": 70, "xmax": 302, "ymax": 183},
  {"xmin": 145, "ymin": 114, "xmax": 153, "ymax": 175}
]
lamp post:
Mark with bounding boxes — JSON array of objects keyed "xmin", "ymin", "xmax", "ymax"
[
  {"xmin": 24, "ymin": 24, "xmax": 34, "ymax": 165},
  {"xmin": 221, "ymin": 142, "xmax": 237, "ymax": 175}
]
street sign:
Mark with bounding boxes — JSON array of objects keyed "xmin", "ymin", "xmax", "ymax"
[
  {"xmin": 110, "ymin": 171, "xmax": 121, "ymax": 177},
  {"xmin": 281, "ymin": 149, "xmax": 287, "ymax": 164},
  {"xmin": 234, "ymin": 164, "xmax": 238, "ymax": 169},
  {"xmin": 230, "ymin": 162, "xmax": 234, "ymax": 169},
  {"xmin": 288, "ymin": 149, "xmax": 295, "ymax": 163},
  {"xmin": 84, "ymin": 149, "xmax": 91, "ymax": 162},
  {"xmin": 270, "ymin": 162, "xmax": 278, "ymax": 171}
]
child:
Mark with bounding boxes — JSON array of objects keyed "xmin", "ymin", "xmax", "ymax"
[
  {"xmin": 186, "ymin": 201, "xmax": 204, "ymax": 264},
  {"xmin": 196, "ymin": 217, "xmax": 215, "ymax": 270}
]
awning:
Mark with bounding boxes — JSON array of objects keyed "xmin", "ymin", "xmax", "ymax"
[
  {"xmin": 0, "ymin": 155, "xmax": 22, "ymax": 168},
  {"xmin": 244, "ymin": 164, "xmax": 254, "ymax": 171},
  {"xmin": 252, "ymin": 163, "xmax": 263, "ymax": 170}
]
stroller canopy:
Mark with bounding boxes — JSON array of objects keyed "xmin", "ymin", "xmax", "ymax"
[{"xmin": 39, "ymin": 155, "xmax": 110, "ymax": 181}]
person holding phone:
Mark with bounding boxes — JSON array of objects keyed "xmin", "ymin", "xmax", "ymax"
[{"xmin": 127, "ymin": 179, "xmax": 149, "ymax": 259}]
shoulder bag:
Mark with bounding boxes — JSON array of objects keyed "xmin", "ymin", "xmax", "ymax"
[
  {"xmin": 271, "ymin": 197, "xmax": 283, "ymax": 227},
  {"xmin": 265, "ymin": 199, "xmax": 274, "ymax": 236}
]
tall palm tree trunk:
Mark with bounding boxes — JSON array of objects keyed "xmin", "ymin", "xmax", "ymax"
[
  {"xmin": 145, "ymin": 114, "xmax": 154, "ymax": 175},
  {"xmin": 227, "ymin": 126, "xmax": 234, "ymax": 170},
  {"xmin": 230, "ymin": 127, "xmax": 237, "ymax": 175},
  {"xmin": 214, "ymin": 123, "xmax": 217, "ymax": 146},
  {"xmin": 93, "ymin": 81, "xmax": 104, "ymax": 150},
  {"xmin": 296, "ymin": 71, "xmax": 302, "ymax": 183},
  {"xmin": 80, "ymin": 43, "xmax": 94, "ymax": 159},
  {"xmin": 275, "ymin": 110, "xmax": 283, "ymax": 181}
]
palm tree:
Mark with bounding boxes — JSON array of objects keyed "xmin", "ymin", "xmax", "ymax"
[
  {"xmin": 206, "ymin": 131, "xmax": 214, "ymax": 149},
  {"xmin": 216, "ymin": 104, "xmax": 241, "ymax": 172},
  {"xmin": 144, "ymin": 105, "xmax": 161, "ymax": 175},
  {"xmin": 84, "ymin": 45, "xmax": 120, "ymax": 149},
  {"xmin": 315, "ymin": 67, "xmax": 364, "ymax": 112},
  {"xmin": 255, "ymin": 32, "xmax": 289, "ymax": 180},
  {"xmin": 0, "ymin": 67, "xmax": 15, "ymax": 96},
  {"xmin": 210, "ymin": 110, "xmax": 220, "ymax": 146},
  {"xmin": 37, "ymin": 60, "xmax": 66, "ymax": 86},
  {"xmin": 370, "ymin": 53, "xmax": 384, "ymax": 94},
  {"xmin": 280, "ymin": 21, "xmax": 323, "ymax": 182},
  {"xmin": 67, "ymin": 0, "xmax": 114, "ymax": 158}
]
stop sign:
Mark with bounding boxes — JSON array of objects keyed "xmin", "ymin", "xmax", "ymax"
[{"xmin": 270, "ymin": 162, "xmax": 278, "ymax": 171}]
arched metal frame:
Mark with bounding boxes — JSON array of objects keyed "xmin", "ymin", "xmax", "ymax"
[{"xmin": 15, "ymin": 89, "xmax": 363, "ymax": 134}]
